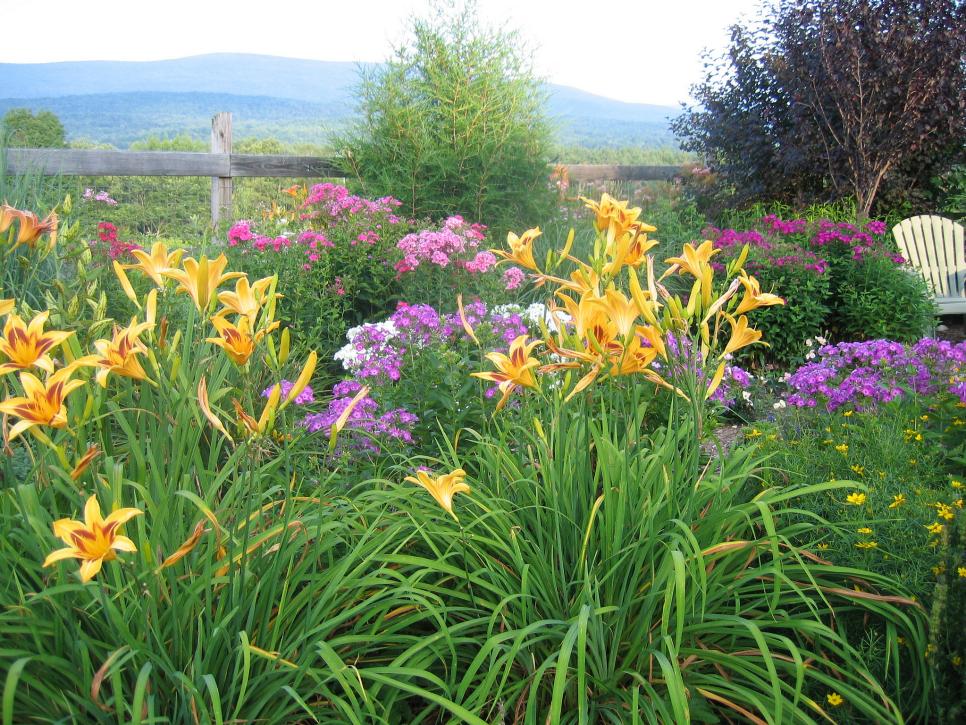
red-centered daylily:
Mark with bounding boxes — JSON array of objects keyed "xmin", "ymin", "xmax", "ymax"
[
  {"xmin": 580, "ymin": 193, "xmax": 642, "ymax": 243},
  {"xmin": 88, "ymin": 318, "xmax": 154, "ymax": 387},
  {"xmin": 0, "ymin": 365, "xmax": 87, "ymax": 440},
  {"xmin": 207, "ymin": 315, "xmax": 279, "ymax": 366},
  {"xmin": 0, "ymin": 204, "xmax": 58, "ymax": 250},
  {"xmin": 471, "ymin": 335, "xmax": 541, "ymax": 410},
  {"xmin": 43, "ymin": 494, "xmax": 142, "ymax": 582},
  {"xmin": 722, "ymin": 314, "xmax": 765, "ymax": 356},
  {"xmin": 404, "ymin": 468, "xmax": 471, "ymax": 521},
  {"xmin": 0, "ymin": 311, "xmax": 73, "ymax": 375}
]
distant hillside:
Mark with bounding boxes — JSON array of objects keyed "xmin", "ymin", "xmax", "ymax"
[{"xmin": 0, "ymin": 53, "xmax": 680, "ymax": 149}]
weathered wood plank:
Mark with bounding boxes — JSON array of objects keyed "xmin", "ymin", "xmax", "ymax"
[
  {"xmin": 229, "ymin": 154, "xmax": 345, "ymax": 178},
  {"xmin": 564, "ymin": 164, "xmax": 682, "ymax": 182},
  {"xmin": 211, "ymin": 112, "xmax": 233, "ymax": 225},
  {"xmin": 5, "ymin": 148, "xmax": 230, "ymax": 176}
]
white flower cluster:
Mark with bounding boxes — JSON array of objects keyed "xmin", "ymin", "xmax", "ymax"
[
  {"xmin": 333, "ymin": 320, "xmax": 400, "ymax": 371},
  {"xmin": 493, "ymin": 302, "xmax": 572, "ymax": 334}
]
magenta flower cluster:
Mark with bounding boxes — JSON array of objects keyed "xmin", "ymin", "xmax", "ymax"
[
  {"xmin": 301, "ymin": 182, "xmax": 402, "ymax": 224},
  {"xmin": 83, "ymin": 188, "xmax": 118, "ymax": 206},
  {"xmin": 784, "ymin": 338, "xmax": 966, "ymax": 411},
  {"xmin": 394, "ymin": 215, "xmax": 490, "ymax": 276}
]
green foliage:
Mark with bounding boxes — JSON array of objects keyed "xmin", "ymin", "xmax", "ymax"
[
  {"xmin": 1, "ymin": 108, "xmax": 66, "ymax": 148},
  {"xmin": 833, "ymin": 255, "xmax": 937, "ymax": 342},
  {"xmin": 340, "ymin": 0, "xmax": 555, "ymax": 238},
  {"xmin": 929, "ymin": 514, "xmax": 966, "ymax": 722}
]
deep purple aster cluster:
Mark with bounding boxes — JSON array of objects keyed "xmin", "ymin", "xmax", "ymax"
[
  {"xmin": 262, "ymin": 380, "xmax": 315, "ymax": 406},
  {"xmin": 657, "ymin": 333, "xmax": 752, "ymax": 407},
  {"xmin": 785, "ymin": 338, "xmax": 966, "ymax": 411}
]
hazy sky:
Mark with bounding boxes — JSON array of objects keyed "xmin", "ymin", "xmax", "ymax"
[{"xmin": 0, "ymin": 0, "xmax": 763, "ymax": 106}]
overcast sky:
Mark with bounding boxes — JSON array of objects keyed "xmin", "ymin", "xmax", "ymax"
[{"xmin": 0, "ymin": 0, "xmax": 763, "ymax": 106}]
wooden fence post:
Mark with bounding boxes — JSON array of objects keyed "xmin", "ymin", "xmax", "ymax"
[{"xmin": 210, "ymin": 112, "xmax": 233, "ymax": 226}]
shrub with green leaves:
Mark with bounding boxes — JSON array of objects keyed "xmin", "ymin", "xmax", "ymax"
[{"xmin": 339, "ymin": 0, "xmax": 554, "ymax": 238}]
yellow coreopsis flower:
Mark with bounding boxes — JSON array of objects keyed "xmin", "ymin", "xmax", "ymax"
[
  {"xmin": 0, "ymin": 299, "xmax": 13, "ymax": 317},
  {"xmin": 207, "ymin": 315, "xmax": 279, "ymax": 366},
  {"xmin": 471, "ymin": 334, "xmax": 541, "ymax": 410},
  {"xmin": 0, "ymin": 311, "xmax": 73, "ymax": 375},
  {"xmin": 926, "ymin": 522, "xmax": 944, "ymax": 535},
  {"xmin": 42, "ymin": 494, "xmax": 142, "ymax": 582},
  {"xmin": 0, "ymin": 365, "xmax": 87, "ymax": 440},
  {"xmin": 855, "ymin": 541, "xmax": 878, "ymax": 549},
  {"xmin": 733, "ymin": 274, "xmax": 785, "ymax": 315},
  {"xmin": 122, "ymin": 241, "xmax": 185, "ymax": 287},
  {"xmin": 889, "ymin": 494, "xmax": 906, "ymax": 508},
  {"xmin": 404, "ymin": 468, "xmax": 471, "ymax": 521},
  {"xmin": 493, "ymin": 228, "xmax": 541, "ymax": 271},
  {"xmin": 826, "ymin": 693, "xmax": 844, "ymax": 707},
  {"xmin": 664, "ymin": 240, "xmax": 720, "ymax": 279},
  {"xmin": 845, "ymin": 492, "xmax": 866, "ymax": 505},
  {"xmin": 162, "ymin": 254, "xmax": 245, "ymax": 313},
  {"xmin": 722, "ymin": 314, "xmax": 764, "ymax": 356},
  {"xmin": 0, "ymin": 204, "xmax": 58, "ymax": 250},
  {"xmin": 216, "ymin": 275, "xmax": 277, "ymax": 325},
  {"xmin": 88, "ymin": 319, "xmax": 154, "ymax": 387},
  {"xmin": 957, "ymin": 567, "xmax": 966, "ymax": 578}
]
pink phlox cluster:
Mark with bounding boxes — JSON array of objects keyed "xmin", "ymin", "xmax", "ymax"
[
  {"xmin": 395, "ymin": 216, "xmax": 490, "ymax": 276},
  {"xmin": 83, "ymin": 188, "xmax": 118, "ymax": 206},
  {"xmin": 503, "ymin": 266, "xmax": 526, "ymax": 290}
]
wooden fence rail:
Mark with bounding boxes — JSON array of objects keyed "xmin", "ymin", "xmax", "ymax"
[{"xmin": 3, "ymin": 113, "xmax": 683, "ymax": 225}]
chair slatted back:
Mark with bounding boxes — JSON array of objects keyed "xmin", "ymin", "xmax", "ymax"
[{"xmin": 892, "ymin": 215, "xmax": 965, "ymax": 301}]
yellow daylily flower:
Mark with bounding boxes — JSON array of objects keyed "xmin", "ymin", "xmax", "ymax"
[
  {"xmin": 0, "ymin": 365, "xmax": 87, "ymax": 440},
  {"xmin": 607, "ymin": 332, "xmax": 659, "ymax": 377},
  {"xmin": 722, "ymin": 314, "xmax": 765, "ymax": 356},
  {"xmin": 580, "ymin": 193, "xmax": 642, "ymax": 243},
  {"xmin": 664, "ymin": 240, "xmax": 720, "ymax": 278},
  {"xmin": 43, "ymin": 494, "xmax": 142, "ymax": 582},
  {"xmin": 606, "ymin": 222, "xmax": 659, "ymax": 273},
  {"xmin": 87, "ymin": 318, "xmax": 154, "ymax": 387},
  {"xmin": 0, "ymin": 311, "xmax": 73, "ymax": 375},
  {"xmin": 207, "ymin": 316, "xmax": 279, "ymax": 366},
  {"xmin": 493, "ymin": 228, "xmax": 541, "ymax": 271},
  {"xmin": 233, "ymin": 384, "xmax": 281, "ymax": 438},
  {"xmin": 471, "ymin": 335, "xmax": 541, "ymax": 410},
  {"xmin": 593, "ymin": 289, "xmax": 641, "ymax": 338},
  {"xmin": 122, "ymin": 241, "xmax": 185, "ymax": 287},
  {"xmin": 733, "ymin": 274, "xmax": 785, "ymax": 315},
  {"xmin": 404, "ymin": 468, "xmax": 471, "ymax": 521},
  {"xmin": 0, "ymin": 299, "xmax": 14, "ymax": 317},
  {"xmin": 216, "ymin": 275, "xmax": 276, "ymax": 325},
  {"xmin": 162, "ymin": 254, "xmax": 245, "ymax": 313},
  {"xmin": 0, "ymin": 204, "xmax": 58, "ymax": 250}
]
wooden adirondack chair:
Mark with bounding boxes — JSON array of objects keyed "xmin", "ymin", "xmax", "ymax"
[{"xmin": 892, "ymin": 215, "xmax": 966, "ymax": 315}]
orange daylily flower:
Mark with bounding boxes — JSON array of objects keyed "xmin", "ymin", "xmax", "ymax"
[
  {"xmin": 733, "ymin": 274, "xmax": 785, "ymax": 315},
  {"xmin": 207, "ymin": 316, "xmax": 279, "ymax": 366},
  {"xmin": 43, "ymin": 494, "xmax": 142, "ymax": 582},
  {"xmin": 216, "ymin": 275, "xmax": 277, "ymax": 325},
  {"xmin": 162, "ymin": 254, "xmax": 245, "ymax": 313},
  {"xmin": 493, "ymin": 228, "xmax": 541, "ymax": 271},
  {"xmin": 664, "ymin": 240, "xmax": 720, "ymax": 279},
  {"xmin": 593, "ymin": 289, "xmax": 641, "ymax": 338},
  {"xmin": 122, "ymin": 241, "xmax": 185, "ymax": 287},
  {"xmin": 0, "ymin": 204, "xmax": 58, "ymax": 250},
  {"xmin": 0, "ymin": 365, "xmax": 87, "ymax": 440},
  {"xmin": 404, "ymin": 468, "xmax": 471, "ymax": 521},
  {"xmin": 0, "ymin": 311, "xmax": 73, "ymax": 375},
  {"xmin": 471, "ymin": 335, "xmax": 541, "ymax": 410},
  {"xmin": 88, "ymin": 319, "xmax": 154, "ymax": 387}
]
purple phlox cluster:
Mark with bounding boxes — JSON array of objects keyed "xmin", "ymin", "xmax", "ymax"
[
  {"xmin": 655, "ymin": 333, "xmax": 752, "ymax": 407},
  {"xmin": 707, "ymin": 227, "xmax": 770, "ymax": 251},
  {"xmin": 300, "ymin": 379, "xmax": 417, "ymax": 455},
  {"xmin": 334, "ymin": 319, "xmax": 404, "ymax": 382},
  {"xmin": 83, "ymin": 188, "xmax": 118, "ymax": 206},
  {"xmin": 784, "ymin": 338, "xmax": 966, "ymax": 411},
  {"xmin": 485, "ymin": 310, "xmax": 529, "ymax": 346},
  {"xmin": 393, "ymin": 303, "xmax": 448, "ymax": 346},
  {"xmin": 395, "ymin": 216, "xmax": 489, "ymax": 276},
  {"xmin": 262, "ymin": 380, "xmax": 315, "ymax": 405},
  {"xmin": 302, "ymin": 183, "xmax": 402, "ymax": 223}
]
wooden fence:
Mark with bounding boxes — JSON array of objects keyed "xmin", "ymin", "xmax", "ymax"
[{"xmin": 4, "ymin": 113, "xmax": 683, "ymax": 225}]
